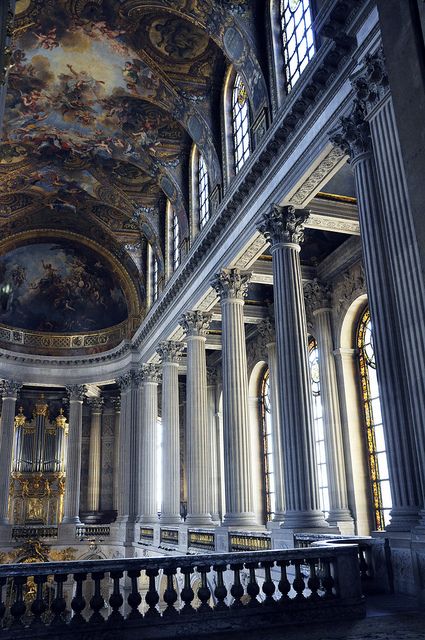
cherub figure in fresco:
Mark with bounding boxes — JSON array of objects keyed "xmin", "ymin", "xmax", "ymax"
[
  {"xmin": 10, "ymin": 265, "xmax": 26, "ymax": 288},
  {"xmin": 123, "ymin": 61, "xmax": 159, "ymax": 98},
  {"xmin": 33, "ymin": 27, "xmax": 59, "ymax": 50}
]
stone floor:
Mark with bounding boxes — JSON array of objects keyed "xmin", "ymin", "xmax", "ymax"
[{"xmin": 194, "ymin": 595, "xmax": 425, "ymax": 640}]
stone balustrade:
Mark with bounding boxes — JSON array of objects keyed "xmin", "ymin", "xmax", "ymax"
[{"xmin": 0, "ymin": 546, "xmax": 364, "ymax": 638}]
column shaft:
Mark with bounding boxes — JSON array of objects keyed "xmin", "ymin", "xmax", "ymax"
[
  {"xmin": 158, "ymin": 342, "xmax": 182, "ymax": 524},
  {"xmin": 0, "ymin": 381, "xmax": 21, "ymax": 525},
  {"xmin": 212, "ymin": 269, "xmax": 256, "ymax": 527},
  {"xmin": 63, "ymin": 385, "xmax": 86, "ymax": 524},
  {"xmin": 112, "ymin": 399, "xmax": 120, "ymax": 513},
  {"xmin": 87, "ymin": 400, "xmax": 103, "ymax": 512},
  {"xmin": 139, "ymin": 365, "xmax": 160, "ymax": 523},
  {"xmin": 181, "ymin": 311, "xmax": 213, "ymax": 526},
  {"xmin": 116, "ymin": 375, "xmax": 131, "ymax": 522}
]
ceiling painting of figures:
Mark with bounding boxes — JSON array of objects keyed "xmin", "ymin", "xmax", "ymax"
[{"xmin": 0, "ymin": 240, "xmax": 128, "ymax": 333}]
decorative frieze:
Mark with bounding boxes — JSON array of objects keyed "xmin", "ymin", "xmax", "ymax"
[{"xmin": 290, "ymin": 147, "xmax": 346, "ymax": 206}]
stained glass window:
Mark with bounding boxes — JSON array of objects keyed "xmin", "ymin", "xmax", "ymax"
[
  {"xmin": 357, "ymin": 307, "xmax": 392, "ymax": 530},
  {"xmin": 151, "ymin": 248, "xmax": 159, "ymax": 303},
  {"xmin": 232, "ymin": 73, "xmax": 251, "ymax": 173},
  {"xmin": 171, "ymin": 208, "xmax": 181, "ymax": 271},
  {"xmin": 198, "ymin": 153, "xmax": 210, "ymax": 229},
  {"xmin": 281, "ymin": 0, "xmax": 315, "ymax": 92},
  {"xmin": 261, "ymin": 369, "xmax": 276, "ymax": 521},
  {"xmin": 308, "ymin": 338, "xmax": 330, "ymax": 518}
]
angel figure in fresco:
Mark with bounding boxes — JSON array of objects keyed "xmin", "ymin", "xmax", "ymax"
[
  {"xmin": 33, "ymin": 27, "xmax": 59, "ymax": 50},
  {"xmin": 123, "ymin": 61, "xmax": 159, "ymax": 98}
]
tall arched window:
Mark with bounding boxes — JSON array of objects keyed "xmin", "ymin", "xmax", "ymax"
[
  {"xmin": 280, "ymin": 0, "xmax": 315, "ymax": 92},
  {"xmin": 198, "ymin": 152, "xmax": 210, "ymax": 229},
  {"xmin": 171, "ymin": 208, "xmax": 181, "ymax": 271},
  {"xmin": 232, "ymin": 73, "xmax": 251, "ymax": 174},
  {"xmin": 308, "ymin": 338, "xmax": 330, "ymax": 518},
  {"xmin": 261, "ymin": 368, "xmax": 276, "ymax": 521},
  {"xmin": 150, "ymin": 246, "xmax": 159, "ymax": 303},
  {"xmin": 357, "ymin": 307, "xmax": 392, "ymax": 530}
]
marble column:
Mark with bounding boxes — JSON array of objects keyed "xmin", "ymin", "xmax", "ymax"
[
  {"xmin": 353, "ymin": 49, "xmax": 425, "ymax": 527},
  {"xmin": 207, "ymin": 367, "xmax": 220, "ymax": 523},
  {"xmin": 0, "ymin": 380, "xmax": 21, "ymax": 525},
  {"xmin": 257, "ymin": 317, "xmax": 285, "ymax": 524},
  {"xmin": 129, "ymin": 371, "xmax": 143, "ymax": 523},
  {"xmin": 180, "ymin": 311, "xmax": 213, "ymax": 526},
  {"xmin": 257, "ymin": 206, "xmax": 328, "ymax": 529},
  {"xmin": 62, "ymin": 385, "xmax": 86, "ymax": 524},
  {"xmin": 87, "ymin": 397, "xmax": 104, "ymax": 513},
  {"xmin": 330, "ymin": 102, "xmax": 421, "ymax": 530},
  {"xmin": 139, "ymin": 364, "xmax": 161, "ymax": 523},
  {"xmin": 115, "ymin": 373, "xmax": 132, "ymax": 523},
  {"xmin": 211, "ymin": 268, "xmax": 256, "ymax": 527},
  {"xmin": 304, "ymin": 279, "xmax": 354, "ymax": 533},
  {"xmin": 112, "ymin": 397, "xmax": 121, "ymax": 513},
  {"xmin": 157, "ymin": 341, "xmax": 182, "ymax": 525}
]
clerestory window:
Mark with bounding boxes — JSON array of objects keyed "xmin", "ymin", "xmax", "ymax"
[
  {"xmin": 232, "ymin": 73, "xmax": 251, "ymax": 174},
  {"xmin": 280, "ymin": 0, "xmax": 315, "ymax": 92}
]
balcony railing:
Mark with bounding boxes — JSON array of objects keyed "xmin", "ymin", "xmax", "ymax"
[{"xmin": 0, "ymin": 545, "xmax": 364, "ymax": 639}]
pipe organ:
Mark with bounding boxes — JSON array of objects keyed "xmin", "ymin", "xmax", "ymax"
[{"xmin": 9, "ymin": 396, "xmax": 68, "ymax": 525}]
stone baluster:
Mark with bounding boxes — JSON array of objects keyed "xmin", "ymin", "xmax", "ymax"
[
  {"xmin": 115, "ymin": 374, "xmax": 132, "ymax": 523},
  {"xmin": 257, "ymin": 206, "xmax": 328, "ymax": 529},
  {"xmin": 330, "ymin": 101, "xmax": 421, "ymax": 530},
  {"xmin": 139, "ymin": 364, "xmax": 161, "ymax": 523},
  {"xmin": 180, "ymin": 311, "xmax": 213, "ymax": 526},
  {"xmin": 352, "ymin": 49, "xmax": 425, "ymax": 526},
  {"xmin": 207, "ymin": 367, "xmax": 221, "ymax": 523},
  {"xmin": 62, "ymin": 385, "xmax": 86, "ymax": 524},
  {"xmin": 211, "ymin": 268, "xmax": 256, "ymax": 527},
  {"xmin": 112, "ymin": 397, "xmax": 121, "ymax": 513},
  {"xmin": 257, "ymin": 317, "xmax": 285, "ymax": 524},
  {"xmin": 87, "ymin": 397, "xmax": 104, "ymax": 513},
  {"xmin": 157, "ymin": 341, "xmax": 182, "ymax": 524},
  {"xmin": 304, "ymin": 279, "xmax": 354, "ymax": 533},
  {"xmin": 0, "ymin": 380, "xmax": 21, "ymax": 525}
]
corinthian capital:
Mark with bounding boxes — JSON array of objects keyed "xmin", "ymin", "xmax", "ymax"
[
  {"xmin": 329, "ymin": 100, "xmax": 371, "ymax": 159},
  {"xmin": 257, "ymin": 318, "xmax": 275, "ymax": 347},
  {"xmin": 141, "ymin": 363, "xmax": 161, "ymax": 384},
  {"xmin": 211, "ymin": 268, "xmax": 251, "ymax": 301},
  {"xmin": 1, "ymin": 379, "xmax": 22, "ymax": 398},
  {"xmin": 157, "ymin": 341, "xmax": 183, "ymax": 363},
  {"xmin": 116, "ymin": 373, "xmax": 132, "ymax": 392},
  {"xmin": 88, "ymin": 397, "xmax": 104, "ymax": 413},
  {"xmin": 304, "ymin": 278, "xmax": 332, "ymax": 315},
  {"xmin": 66, "ymin": 385, "xmax": 87, "ymax": 401},
  {"xmin": 257, "ymin": 204, "xmax": 310, "ymax": 246},
  {"xmin": 352, "ymin": 47, "xmax": 389, "ymax": 114},
  {"xmin": 180, "ymin": 310, "xmax": 212, "ymax": 337}
]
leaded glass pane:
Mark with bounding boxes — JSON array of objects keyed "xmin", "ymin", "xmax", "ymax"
[
  {"xmin": 281, "ymin": 0, "xmax": 315, "ymax": 92},
  {"xmin": 198, "ymin": 153, "xmax": 210, "ymax": 229},
  {"xmin": 150, "ymin": 248, "xmax": 159, "ymax": 303},
  {"xmin": 357, "ymin": 307, "xmax": 392, "ymax": 530},
  {"xmin": 308, "ymin": 338, "xmax": 330, "ymax": 518},
  {"xmin": 261, "ymin": 369, "xmax": 276, "ymax": 521},
  {"xmin": 171, "ymin": 208, "xmax": 181, "ymax": 271},
  {"xmin": 232, "ymin": 73, "xmax": 251, "ymax": 173}
]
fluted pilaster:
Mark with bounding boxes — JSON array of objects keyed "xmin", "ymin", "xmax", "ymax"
[
  {"xmin": 211, "ymin": 268, "xmax": 256, "ymax": 527},
  {"xmin": 258, "ymin": 206, "xmax": 328, "ymax": 529},
  {"xmin": 207, "ymin": 367, "xmax": 221, "ymax": 522},
  {"xmin": 139, "ymin": 364, "xmax": 161, "ymax": 523},
  {"xmin": 330, "ymin": 102, "xmax": 421, "ymax": 529},
  {"xmin": 305, "ymin": 279, "xmax": 353, "ymax": 531},
  {"xmin": 180, "ymin": 310, "xmax": 213, "ymax": 526},
  {"xmin": 112, "ymin": 397, "xmax": 121, "ymax": 512},
  {"xmin": 115, "ymin": 373, "xmax": 132, "ymax": 522},
  {"xmin": 87, "ymin": 397, "xmax": 104, "ymax": 512},
  {"xmin": 0, "ymin": 380, "xmax": 21, "ymax": 524},
  {"xmin": 62, "ymin": 384, "xmax": 86, "ymax": 524},
  {"xmin": 157, "ymin": 341, "xmax": 182, "ymax": 524}
]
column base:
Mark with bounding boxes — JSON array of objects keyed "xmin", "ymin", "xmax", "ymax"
[
  {"xmin": 138, "ymin": 515, "xmax": 159, "ymax": 524},
  {"xmin": 280, "ymin": 510, "xmax": 329, "ymax": 529},
  {"xmin": 387, "ymin": 506, "xmax": 421, "ymax": 532},
  {"xmin": 160, "ymin": 514, "xmax": 182, "ymax": 525},
  {"xmin": 185, "ymin": 513, "xmax": 213, "ymax": 527},
  {"xmin": 327, "ymin": 509, "xmax": 355, "ymax": 535},
  {"xmin": 222, "ymin": 511, "xmax": 258, "ymax": 528},
  {"xmin": 61, "ymin": 516, "xmax": 81, "ymax": 525}
]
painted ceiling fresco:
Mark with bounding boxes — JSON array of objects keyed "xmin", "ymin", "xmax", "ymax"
[
  {"xmin": 0, "ymin": 0, "xmax": 269, "ymax": 349},
  {"xmin": 0, "ymin": 241, "xmax": 128, "ymax": 333}
]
